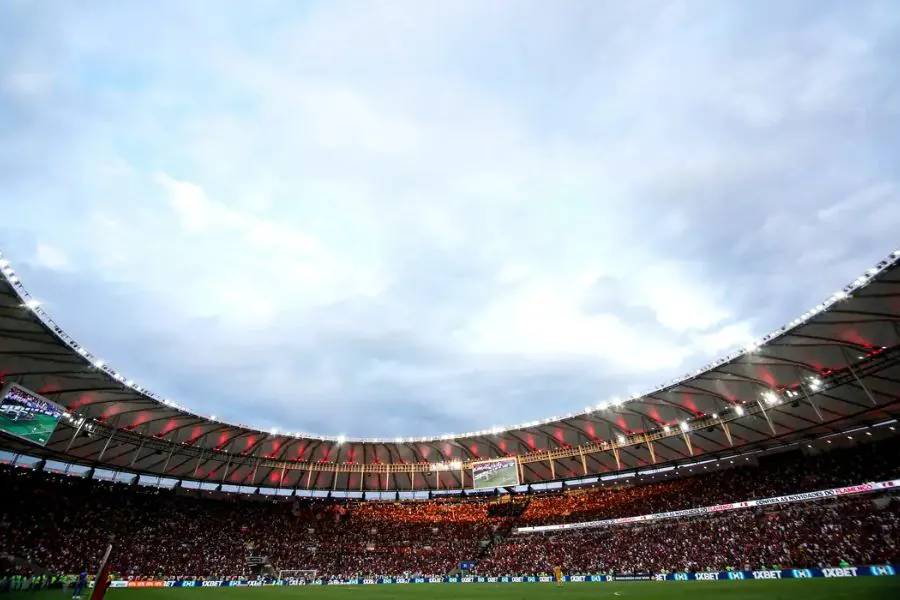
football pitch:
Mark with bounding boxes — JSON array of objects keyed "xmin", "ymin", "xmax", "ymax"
[
  {"xmin": 22, "ymin": 579, "xmax": 900, "ymax": 599},
  {"xmin": 0, "ymin": 412, "xmax": 59, "ymax": 445}
]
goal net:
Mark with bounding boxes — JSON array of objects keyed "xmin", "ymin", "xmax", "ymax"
[{"xmin": 278, "ymin": 570, "xmax": 317, "ymax": 581}]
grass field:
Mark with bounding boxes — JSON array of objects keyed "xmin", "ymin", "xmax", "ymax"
[
  {"xmin": 473, "ymin": 464, "xmax": 519, "ymax": 488},
  {"xmin": 14, "ymin": 579, "xmax": 900, "ymax": 599},
  {"xmin": 0, "ymin": 412, "xmax": 59, "ymax": 445}
]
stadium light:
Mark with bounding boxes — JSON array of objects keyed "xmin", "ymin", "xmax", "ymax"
[
  {"xmin": 450, "ymin": 461, "xmax": 462, "ymax": 470},
  {"xmin": 336, "ymin": 435, "xmax": 346, "ymax": 444},
  {"xmin": 807, "ymin": 377, "xmax": 822, "ymax": 391},
  {"xmin": 2, "ymin": 245, "xmax": 899, "ymax": 446},
  {"xmin": 210, "ymin": 415, "xmax": 217, "ymax": 421},
  {"xmin": 270, "ymin": 427, "xmax": 278, "ymax": 435},
  {"xmin": 762, "ymin": 391, "xmax": 779, "ymax": 405},
  {"xmin": 663, "ymin": 425, "xmax": 671, "ymax": 433},
  {"xmin": 679, "ymin": 421, "xmax": 689, "ymax": 432},
  {"xmin": 734, "ymin": 405, "xmax": 744, "ymax": 416}
]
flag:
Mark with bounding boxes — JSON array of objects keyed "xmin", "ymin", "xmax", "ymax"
[{"xmin": 89, "ymin": 544, "xmax": 114, "ymax": 600}]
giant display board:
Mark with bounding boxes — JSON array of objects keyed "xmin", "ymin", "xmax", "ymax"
[
  {"xmin": 0, "ymin": 382, "xmax": 65, "ymax": 446},
  {"xmin": 471, "ymin": 457, "xmax": 520, "ymax": 489}
]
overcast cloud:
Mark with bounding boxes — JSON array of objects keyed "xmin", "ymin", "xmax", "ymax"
[{"xmin": 1, "ymin": 0, "xmax": 898, "ymax": 437}]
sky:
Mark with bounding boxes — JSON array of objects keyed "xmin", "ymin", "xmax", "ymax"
[{"xmin": 1, "ymin": 0, "xmax": 899, "ymax": 438}]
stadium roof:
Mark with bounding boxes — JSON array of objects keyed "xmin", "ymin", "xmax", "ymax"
[{"xmin": 1, "ymin": 249, "xmax": 900, "ymax": 491}]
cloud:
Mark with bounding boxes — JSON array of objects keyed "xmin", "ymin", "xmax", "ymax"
[
  {"xmin": 0, "ymin": 0, "xmax": 898, "ymax": 437},
  {"xmin": 29, "ymin": 243, "xmax": 70, "ymax": 271}
]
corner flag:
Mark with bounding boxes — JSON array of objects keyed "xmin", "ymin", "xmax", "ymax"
[{"xmin": 89, "ymin": 544, "xmax": 113, "ymax": 600}]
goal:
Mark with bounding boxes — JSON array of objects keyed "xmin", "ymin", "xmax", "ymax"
[{"xmin": 278, "ymin": 570, "xmax": 317, "ymax": 581}]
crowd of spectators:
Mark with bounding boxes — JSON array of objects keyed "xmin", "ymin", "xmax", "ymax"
[
  {"xmin": 521, "ymin": 435, "xmax": 900, "ymax": 525},
  {"xmin": 0, "ymin": 466, "xmax": 499, "ymax": 580},
  {"xmin": 0, "ymin": 435, "xmax": 897, "ymax": 579},
  {"xmin": 479, "ymin": 498, "xmax": 900, "ymax": 575}
]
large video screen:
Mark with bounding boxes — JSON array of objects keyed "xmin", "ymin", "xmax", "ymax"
[
  {"xmin": 471, "ymin": 457, "xmax": 520, "ymax": 489},
  {"xmin": 0, "ymin": 383, "xmax": 65, "ymax": 446}
]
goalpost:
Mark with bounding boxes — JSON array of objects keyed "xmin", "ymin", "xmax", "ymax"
[{"xmin": 278, "ymin": 570, "xmax": 318, "ymax": 581}]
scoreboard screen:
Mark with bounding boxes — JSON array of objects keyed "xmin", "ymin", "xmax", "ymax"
[
  {"xmin": 0, "ymin": 383, "xmax": 65, "ymax": 446},
  {"xmin": 471, "ymin": 457, "xmax": 520, "ymax": 490}
]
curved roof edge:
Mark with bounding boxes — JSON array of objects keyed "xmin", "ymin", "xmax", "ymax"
[{"xmin": 0, "ymin": 246, "xmax": 899, "ymax": 444}]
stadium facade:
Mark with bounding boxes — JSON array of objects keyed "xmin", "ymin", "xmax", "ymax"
[{"xmin": 1, "ymin": 248, "xmax": 899, "ymax": 493}]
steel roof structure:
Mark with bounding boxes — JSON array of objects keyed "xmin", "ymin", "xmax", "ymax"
[{"xmin": 1, "ymin": 249, "xmax": 900, "ymax": 492}]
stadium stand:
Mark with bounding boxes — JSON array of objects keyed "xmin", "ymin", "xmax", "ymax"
[
  {"xmin": 519, "ymin": 435, "xmax": 900, "ymax": 525},
  {"xmin": 479, "ymin": 497, "xmax": 900, "ymax": 575},
  {"xmin": 1, "ymin": 435, "xmax": 897, "ymax": 580}
]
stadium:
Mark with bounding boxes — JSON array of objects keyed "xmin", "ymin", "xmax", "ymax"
[
  {"xmin": 2, "ymin": 244, "xmax": 900, "ymax": 600},
  {"xmin": 3, "ymin": 1, "xmax": 900, "ymax": 597}
]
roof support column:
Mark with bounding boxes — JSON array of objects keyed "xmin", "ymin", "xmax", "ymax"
[
  {"xmin": 794, "ymin": 367, "xmax": 824, "ymax": 421},
  {"xmin": 721, "ymin": 421, "xmax": 733, "ymax": 447},
  {"xmin": 250, "ymin": 457, "xmax": 261, "ymax": 486},
  {"xmin": 97, "ymin": 415, "xmax": 121, "ymax": 462},
  {"xmin": 129, "ymin": 423, "xmax": 151, "ymax": 468},
  {"xmin": 221, "ymin": 454, "xmax": 233, "ymax": 483},
  {"xmin": 65, "ymin": 417, "xmax": 87, "ymax": 452},
  {"xmin": 129, "ymin": 437, "xmax": 145, "ymax": 468},
  {"xmin": 756, "ymin": 399, "xmax": 777, "ymax": 435},
  {"xmin": 681, "ymin": 431, "xmax": 693, "ymax": 456},
  {"xmin": 162, "ymin": 431, "xmax": 179, "ymax": 476},
  {"xmin": 841, "ymin": 347, "xmax": 877, "ymax": 405},
  {"xmin": 548, "ymin": 452, "xmax": 556, "ymax": 479},
  {"xmin": 578, "ymin": 447, "xmax": 588, "ymax": 475},
  {"xmin": 193, "ymin": 433, "xmax": 209, "ymax": 479},
  {"xmin": 611, "ymin": 446, "xmax": 620, "ymax": 470},
  {"xmin": 648, "ymin": 439, "xmax": 657, "ymax": 463}
]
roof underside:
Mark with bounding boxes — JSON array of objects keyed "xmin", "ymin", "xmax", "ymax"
[{"xmin": 1, "ymin": 255, "xmax": 900, "ymax": 491}]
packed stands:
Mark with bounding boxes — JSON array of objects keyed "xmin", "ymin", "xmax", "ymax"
[
  {"xmin": 520, "ymin": 436, "xmax": 900, "ymax": 525},
  {"xmin": 0, "ymin": 435, "xmax": 898, "ymax": 579},
  {"xmin": 0, "ymin": 466, "xmax": 498, "ymax": 579},
  {"xmin": 479, "ymin": 498, "xmax": 900, "ymax": 575}
]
